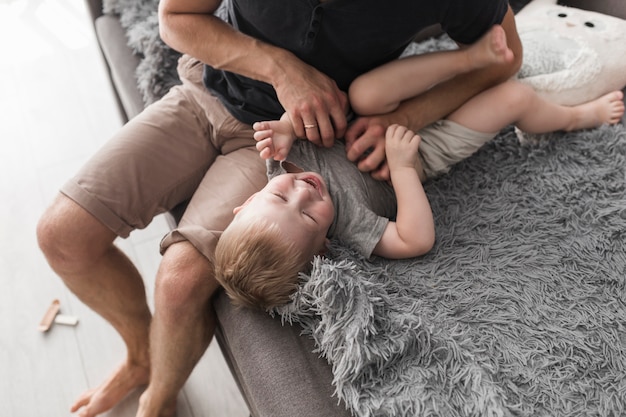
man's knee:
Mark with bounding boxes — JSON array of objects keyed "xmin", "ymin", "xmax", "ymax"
[
  {"xmin": 37, "ymin": 194, "xmax": 116, "ymax": 274},
  {"xmin": 155, "ymin": 241, "xmax": 219, "ymax": 310}
]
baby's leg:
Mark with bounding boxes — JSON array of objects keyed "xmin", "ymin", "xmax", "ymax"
[
  {"xmin": 349, "ymin": 25, "xmax": 513, "ymax": 116},
  {"xmin": 550, "ymin": 91, "xmax": 624, "ymax": 132},
  {"xmin": 447, "ymin": 81, "xmax": 624, "ymax": 134}
]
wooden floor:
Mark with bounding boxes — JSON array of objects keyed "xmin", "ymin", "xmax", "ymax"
[{"xmin": 0, "ymin": 0, "xmax": 248, "ymax": 416}]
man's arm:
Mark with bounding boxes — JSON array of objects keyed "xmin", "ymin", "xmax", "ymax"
[
  {"xmin": 372, "ymin": 125, "xmax": 435, "ymax": 259},
  {"xmin": 158, "ymin": 0, "xmax": 348, "ymax": 146},
  {"xmin": 345, "ymin": 5, "xmax": 523, "ymax": 180}
]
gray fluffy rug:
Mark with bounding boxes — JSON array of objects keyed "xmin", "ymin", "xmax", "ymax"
[
  {"xmin": 277, "ymin": 124, "xmax": 626, "ymax": 417},
  {"xmin": 284, "ymin": 30, "xmax": 626, "ymax": 417},
  {"xmin": 104, "ymin": 1, "xmax": 626, "ymax": 415}
]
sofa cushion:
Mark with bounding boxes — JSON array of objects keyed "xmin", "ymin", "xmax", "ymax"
[{"xmin": 214, "ymin": 292, "xmax": 351, "ymax": 417}]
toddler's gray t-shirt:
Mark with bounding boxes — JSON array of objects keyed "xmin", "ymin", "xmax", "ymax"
[{"xmin": 267, "ymin": 140, "xmax": 396, "ymax": 258}]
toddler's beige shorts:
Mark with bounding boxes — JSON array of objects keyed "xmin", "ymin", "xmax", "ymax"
[{"xmin": 419, "ymin": 119, "xmax": 497, "ymax": 178}]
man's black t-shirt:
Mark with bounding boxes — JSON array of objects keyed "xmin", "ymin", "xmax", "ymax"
[{"xmin": 203, "ymin": 0, "xmax": 509, "ymax": 124}]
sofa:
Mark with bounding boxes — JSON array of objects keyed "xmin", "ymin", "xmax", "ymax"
[{"xmin": 84, "ymin": 1, "xmax": 625, "ymax": 416}]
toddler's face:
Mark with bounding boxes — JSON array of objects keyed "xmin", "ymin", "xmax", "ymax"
[{"xmin": 234, "ymin": 172, "xmax": 334, "ymax": 255}]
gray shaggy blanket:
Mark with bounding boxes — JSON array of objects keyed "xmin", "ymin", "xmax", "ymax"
[{"xmin": 277, "ymin": 124, "xmax": 626, "ymax": 417}]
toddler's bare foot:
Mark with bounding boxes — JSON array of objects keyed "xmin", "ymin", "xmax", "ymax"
[
  {"xmin": 70, "ymin": 359, "xmax": 150, "ymax": 417},
  {"xmin": 467, "ymin": 25, "xmax": 514, "ymax": 69},
  {"xmin": 567, "ymin": 91, "xmax": 625, "ymax": 131}
]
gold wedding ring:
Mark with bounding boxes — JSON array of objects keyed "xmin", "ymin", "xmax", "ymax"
[{"xmin": 304, "ymin": 124, "xmax": 317, "ymax": 129}]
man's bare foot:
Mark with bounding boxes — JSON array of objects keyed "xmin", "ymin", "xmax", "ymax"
[
  {"xmin": 70, "ymin": 359, "xmax": 150, "ymax": 417},
  {"xmin": 467, "ymin": 25, "xmax": 514, "ymax": 69},
  {"xmin": 567, "ymin": 90, "xmax": 625, "ymax": 131}
]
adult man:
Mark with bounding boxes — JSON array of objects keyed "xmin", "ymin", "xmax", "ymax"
[{"xmin": 36, "ymin": 0, "xmax": 522, "ymax": 416}]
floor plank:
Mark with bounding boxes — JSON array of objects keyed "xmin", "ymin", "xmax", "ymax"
[{"xmin": 0, "ymin": 0, "xmax": 248, "ymax": 416}]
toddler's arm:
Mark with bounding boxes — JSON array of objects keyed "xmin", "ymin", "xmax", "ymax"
[
  {"xmin": 373, "ymin": 124, "xmax": 435, "ymax": 259},
  {"xmin": 253, "ymin": 112, "xmax": 298, "ymax": 161}
]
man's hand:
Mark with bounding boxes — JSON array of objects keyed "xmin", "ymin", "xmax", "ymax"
[
  {"xmin": 273, "ymin": 58, "xmax": 349, "ymax": 148},
  {"xmin": 344, "ymin": 115, "xmax": 393, "ymax": 181},
  {"xmin": 159, "ymin": 0, "xmax": 348, "ymax": 148}
]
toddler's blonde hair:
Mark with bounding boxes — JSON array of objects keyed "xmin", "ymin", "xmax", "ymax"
[{"xmin": 214, "ymin": 218, "xmax": 311, "ymax": 309}]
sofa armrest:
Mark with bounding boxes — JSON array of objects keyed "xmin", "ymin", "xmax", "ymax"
[
  {"xmin": 84, "ymin": 0, "xmax": 104, "ymax": 24},
  {"xmin": 93, "ymin": 14, "xmax": 144, "ymax": 122}
]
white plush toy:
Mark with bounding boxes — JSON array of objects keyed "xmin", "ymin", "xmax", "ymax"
[{"xmin": 515, "ymin": 0, "xmax": 626, "ymax": 106}]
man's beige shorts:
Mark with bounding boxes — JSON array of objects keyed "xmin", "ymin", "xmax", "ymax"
[
  {"xmin": 61, "ymin": 55, "xmax": 267, "ymax": 262},
  {"xmin": 418, "ymin": 119, "xmax": 497, "ymax": 179}
]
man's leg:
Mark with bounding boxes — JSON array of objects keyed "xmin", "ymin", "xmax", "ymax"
[
  {"xmin": 37, "ymin": 195, "xmax": 152, "ymax": 417},
  {"xmin": 37, "ymin": 55, "xmax": 224, "ymax": 417},
  {"xmin": 136, "ymin": 241, "xmax": 216, "ymax": 417},
  {"xmin": 137, "ymin": 145, "xmax": 267, "ymax": 417}
]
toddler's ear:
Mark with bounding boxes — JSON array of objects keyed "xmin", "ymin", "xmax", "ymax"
[
  {"xmin": 233, "ymin": 192, "xmax": 258, "ymax": 214},
  {"xmin": 317, "ymin": 238, "xmax": 331, "ymax": 256}
]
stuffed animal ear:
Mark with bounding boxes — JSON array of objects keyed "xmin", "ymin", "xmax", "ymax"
[{"xmin": 515, "ymin": 0, "xmax": 626, "ymax": 106}]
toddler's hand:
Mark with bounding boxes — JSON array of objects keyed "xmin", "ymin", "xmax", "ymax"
[
  {"xmin": 385, "ymin": 124, "xmax": 420, "ymax": 171},
  {"xmin": 253, "ymin": 116, "xmax": 297, "ymax": 161}
]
